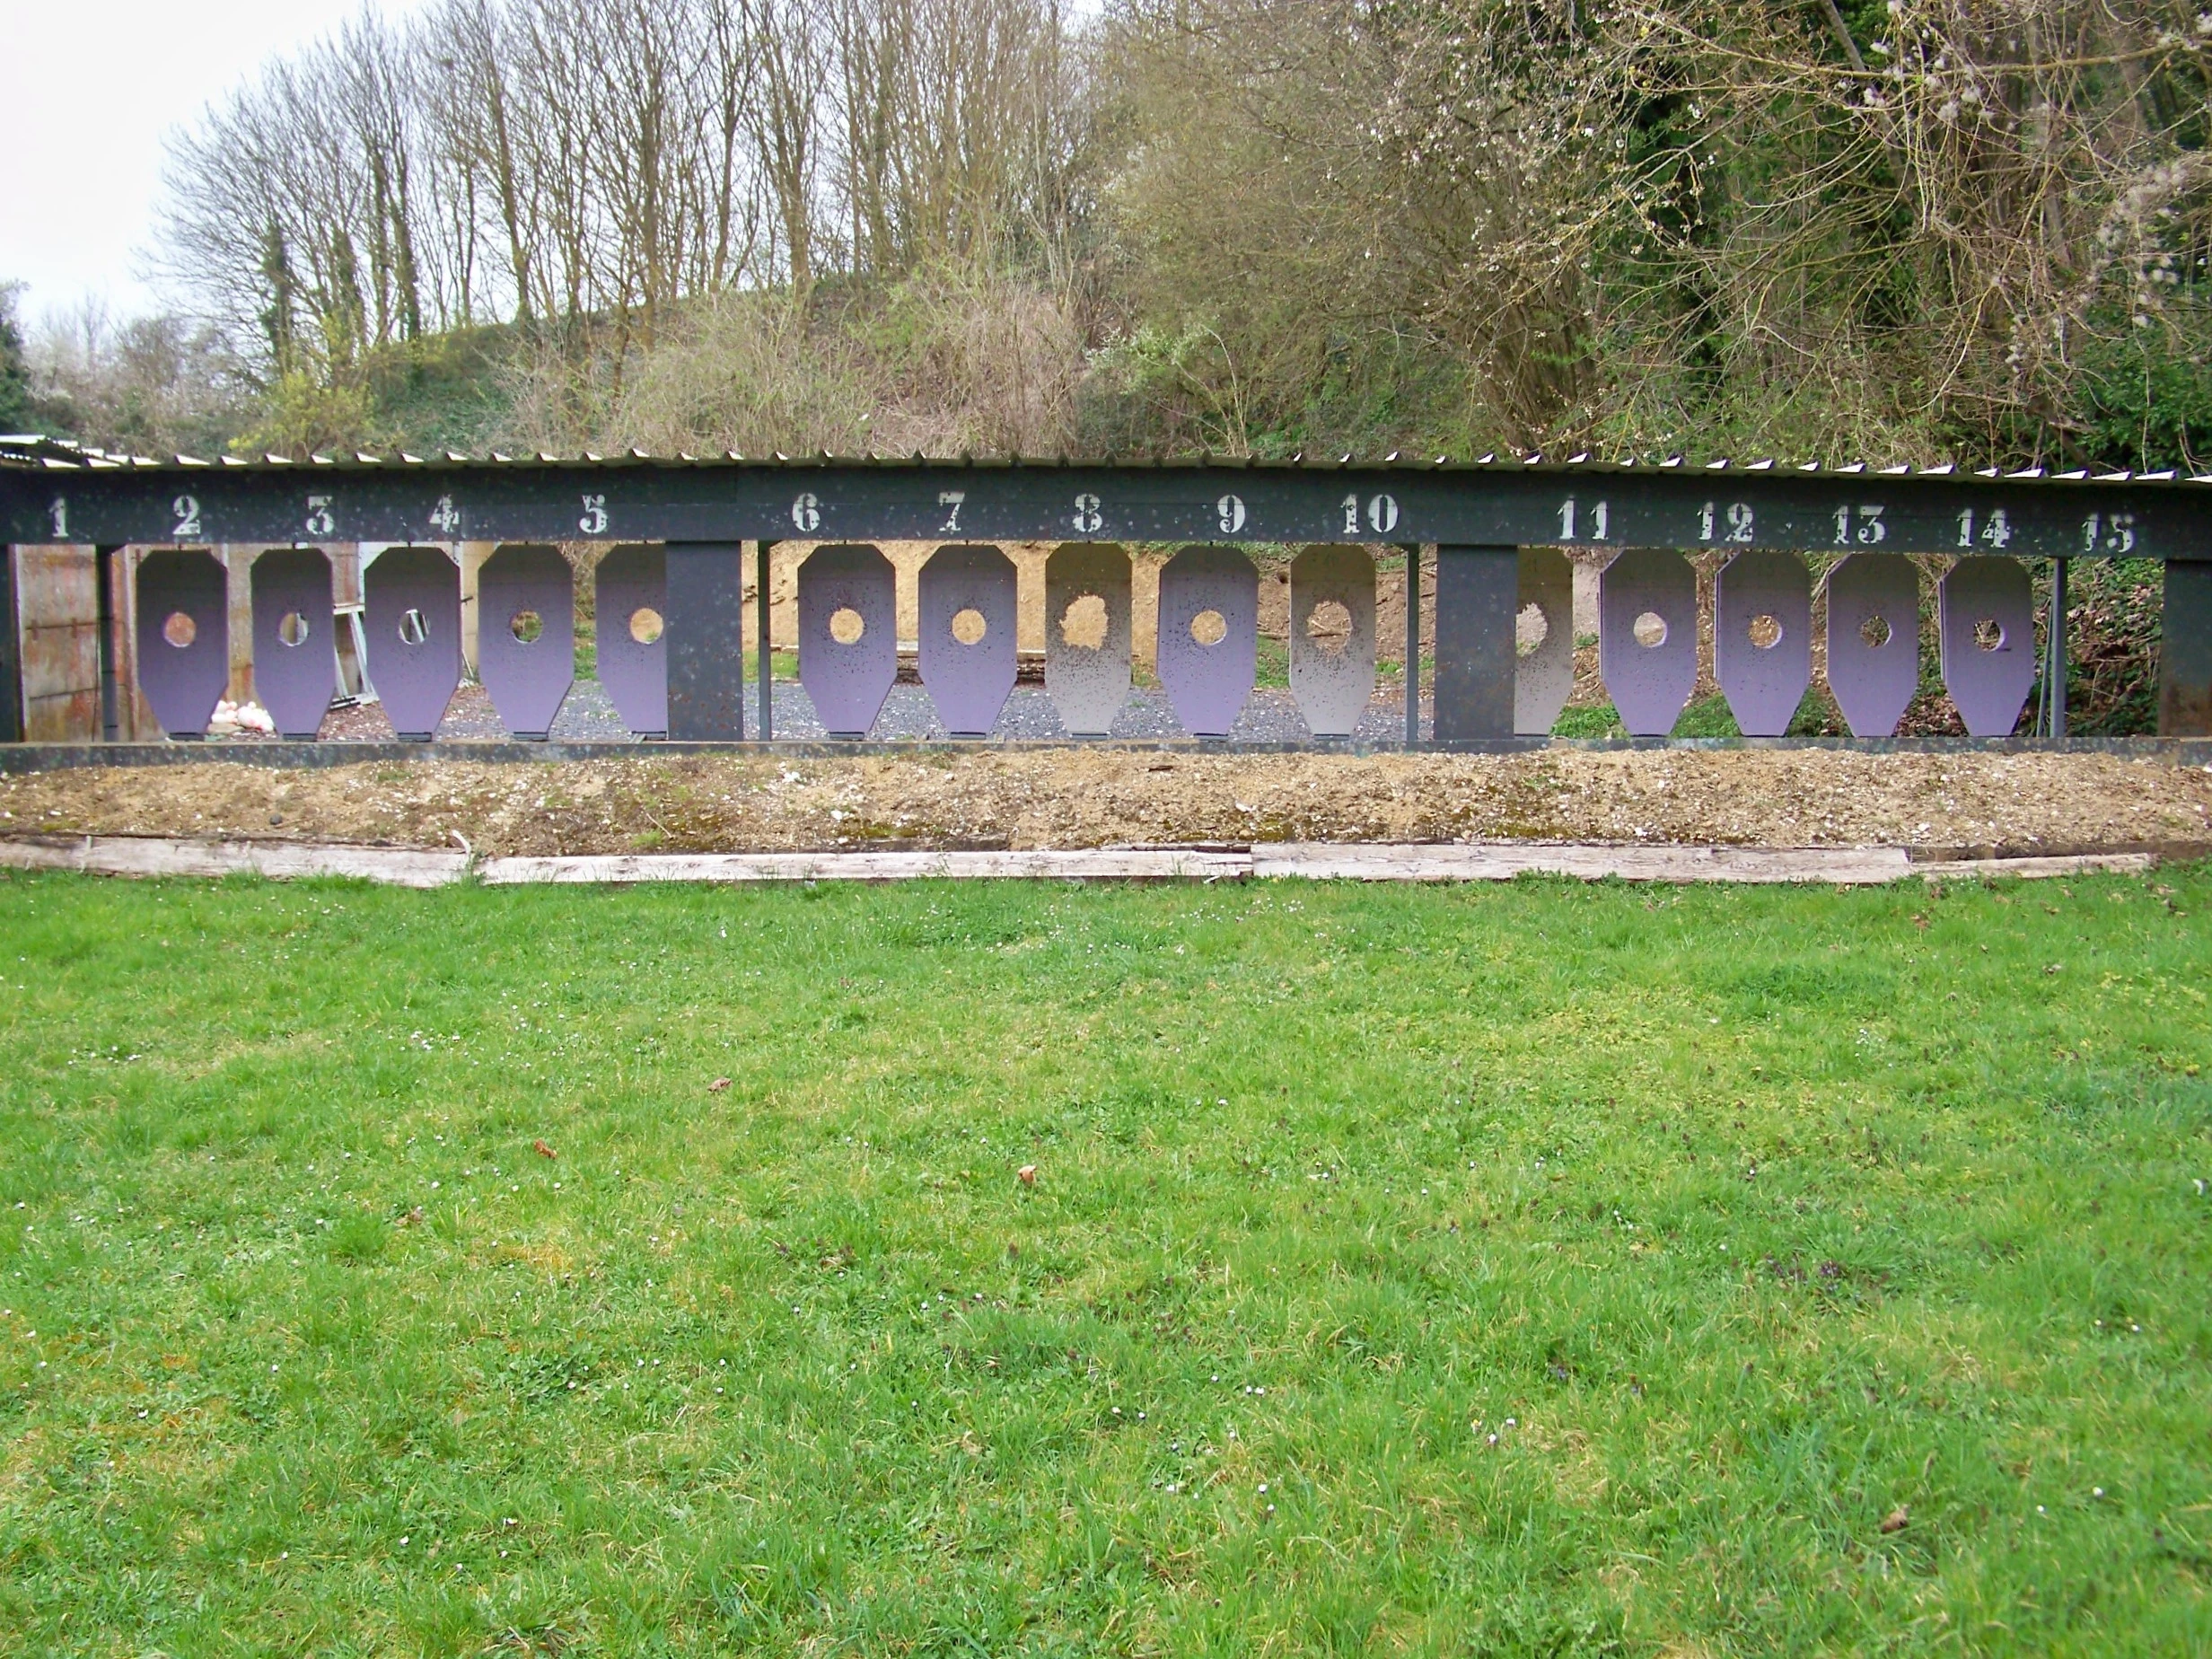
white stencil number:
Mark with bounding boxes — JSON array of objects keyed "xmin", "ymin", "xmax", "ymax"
[
  {"xmin": 1216, "ymin": 494, "xmax": 1246, "ymax": 534},
  {"xmin": 938, "ymin": 490, "xmax": 965, "ymax": 533},
  {"xmin": 429, "ymin": 494, "xmax": 461, "ymax": 534},
  {"xmin": 1344, "ymin": 492, "xmax": 1400, "ymax": 535},
  {"xmin": 1072, "ymin": 493, "xmax": 1102, "ymax": 533},
  {"xmin": 171, "ymin": 495, "xmax": 202, "ymax": 540},
  {"xmin": 1700, "ymin": 501, "xmax": 1755, "ymax": 543},
  {"xmin": 1957, "ymin": 506, "xmax": 2013, "ymax": 549},
  {"xmin": 48, "ymin": 496, "xmax": 68, "ymax": 540},
  {"xmin": 2083, "ymin": 512, "xmax": 2135, "ymax": 554},
  {"xmin": 1833, "ymin": 504, "xmax": 1886, "ymax": 545},
  {"xmin": 791, "ymin": 492, "xmax": 821, "ymax": 532},
  {"xmin": 1558, "ymin": 498, "xmax": 1609, "ymax": 541},
  {"xmin": 304, "ymin": 496, "xmax": 336, "ymax": 538},
  {"xmin": 578, "ymin": 494, "xmax": 609, "ymax": 534}
]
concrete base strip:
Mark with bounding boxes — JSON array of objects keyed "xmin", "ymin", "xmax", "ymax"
[
  {"xmin": 0, "ymin": 834, "xmax": 470, "ymax": 887},
  {"xmin": 475, "ymin": 848, "xmax": 1251, "ymax": 883},
  {"xmin": 0, "ymin": 836, "xmax": 2162, "ymax": 887}
]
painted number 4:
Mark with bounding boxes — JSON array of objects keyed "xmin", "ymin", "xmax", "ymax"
[{"xmin": 429, "ymin": 494, "xmax": 461, "ymax": 534}]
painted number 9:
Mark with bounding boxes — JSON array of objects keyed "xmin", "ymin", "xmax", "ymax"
[{"xmin": 1216, "ymin": 494, "xmax": 1246, "ymax": 534}]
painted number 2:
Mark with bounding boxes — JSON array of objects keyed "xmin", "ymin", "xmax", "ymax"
[
  {"xmin": 171, "ymin": 496, "xmax": 202, "ymax": 539},
  {"xmin": 1342, "ymin": 493, "xmax": 1400, "ymax": 535}
]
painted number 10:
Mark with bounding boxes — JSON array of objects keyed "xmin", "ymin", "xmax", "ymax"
[{"xmin": 1341, "ymin": 493, "xmax": 1400, "ymax": 535}]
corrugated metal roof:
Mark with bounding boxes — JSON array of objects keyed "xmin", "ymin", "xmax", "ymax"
[{"xmin": 4, "ymin": 433, "xmax": 2205, "ymax": 485}]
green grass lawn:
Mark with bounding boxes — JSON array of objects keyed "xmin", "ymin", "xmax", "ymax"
[{"xmin": 2, "ymin": 868, "xmax": 2208, "ymax": 1656}]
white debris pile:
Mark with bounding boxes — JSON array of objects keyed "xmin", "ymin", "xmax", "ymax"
[{"xmin": 208, "ymin": 699, "xmax": 276, "ymax": 734}]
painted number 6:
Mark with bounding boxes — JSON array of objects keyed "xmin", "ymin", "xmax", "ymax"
[{"xmin": 791, "ymin": 492, "xmax": 821, "ymax": 532}]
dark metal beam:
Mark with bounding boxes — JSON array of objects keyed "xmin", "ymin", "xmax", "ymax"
[
  {"xmin": 5, "ymin": 459, "xmax": 2206, "ymax": 560},
  {"xmin": 2161, "ymin": 559, "xmax": 2212, "ymax": 736}
]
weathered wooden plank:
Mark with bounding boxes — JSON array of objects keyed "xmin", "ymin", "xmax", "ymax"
[
  {"xmin": 0, "ymin": 835, "xmax": 469, "ymax": 886},
  {"xmin": 477, "ymin": 848, "xmax": 1252, "ymax": 884},
  {"xmin": 1255, "ymin": 842, "xmax": 1914, "ymax": 883}
]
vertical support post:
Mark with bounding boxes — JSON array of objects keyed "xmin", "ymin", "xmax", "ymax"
[
  {"xmin": 665, "ymin": 541, "xmax": 746, "ymax": 741},
  {"xmin": 96, "ymin": 545, "xmax": 119, "ymax": 742},
  {"xmin": 2159, "ymin": 557, "xmax": 2212, "ymax": 737},
  {"xmin": 0, "ymin": 547, "xmax": 20, "ymax": 743},
  {"xmin": 1403, "ymin": 544, "xmax": 1422, "ymax": 744},
  {"xmin": 1431, "ymin": 544, "xmax": 1519, "ymax": 742},
  {"xmin": 756, "ymin": 539, "xmax": 773, "ymax": 742},
  {"xmin": 2044, "ymin": 557, "xmax": 2067, "ymax": 740}
]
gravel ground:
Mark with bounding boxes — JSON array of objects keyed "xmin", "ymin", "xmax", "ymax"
[
  {"xmin": 6, "ymin": 749, "xmax": 2208, "ymax": 859},
  {"xmin": 296, "ymin": 678, "xmax": 1416, "ymax": 744}
]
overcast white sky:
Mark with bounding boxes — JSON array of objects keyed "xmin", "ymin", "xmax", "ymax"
[{"xmin": 1, "ymin": 0, "xmax": 428, "ymax": 326}]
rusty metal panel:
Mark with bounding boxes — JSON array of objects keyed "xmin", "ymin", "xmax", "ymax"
[
  {"xmin": 665, "ymin": 542, "xmax": 745, "ymax": 741},
  {"xmin": 918, "ymin": 543, "xmax": 1017, "ymax": 737},
  {"xmin": 134, "ymin": 549, "xmax": 228, "ymax": 739},
  {"xmin": 1597, "ymin": 549, "xmax": 1697, "ymax": 736},
  {"xmin": 1287, "ymin": 545, "xmax": 1375, "ymax": 737},
  {"xmin": 1514, "ymin": 548, "xmax": 1574, "ymax": 736},
  {"xmin": 1939, "ymin": 557, "xmax": 2034, "ymax": 736},
  {"xmin": 1714, "ymin": 551, "xmax": 1811, "ymax": 737},
  {"xmin": 364, "ymin": 546, "xmax": 461, "ymax": 740},
  {"xmin": 1433, "ymin": 546, "xmax": 1518, "ymax": 741},
  {"xmin": 1045, "ymin": 543, "xmax": 1132, "ymax": 736},
  {"xmin": 798, "ymin": 543, "xmax": 897, "ymax": 738},
  {"xmin": 1824, "ymin": 553, "xmax": 1919, "ymax": 738},
  {"xmin": 1156, "ymin": 545, "xmax": 1258, "ymax": 737},
  {"xmin": 250, "ymin": 547, "xmax": 336, "ymax": 739},
  {"xmin": 476, "ymin": 544, "xmax": 574, "ymax": 740},
  {"xmin": 595, "ymin": 543, "xmax": 667, "ymax": 735},
  {"xmin": 2160, "ymin": 559, "xmax": 2212, "ymax": 735}
]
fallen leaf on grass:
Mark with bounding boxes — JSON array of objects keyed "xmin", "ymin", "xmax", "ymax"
[
  {"xmin": 1879, "ymin": 1505, "xmax": 1909, "ymax": 1534},
  {"xmin": 708, "ymin": 1077, "xmax": 732, "ymax": 1093},
  {"xmin": 395, "ymin": 1207, "xmax": 425, "ymax": 1227},
  {"xmin": 533, "ymin": 1139, "xmax": 557, "ymax": 1160},
  {"xmin": 1017, "ymin": 1165, "xmax": 1038, "ymax": 1186}
]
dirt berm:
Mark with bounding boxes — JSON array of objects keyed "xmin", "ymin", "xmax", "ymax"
[{"xmin": 2, "ymin": 750, "xmax": 2208, "ymax": 860}]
